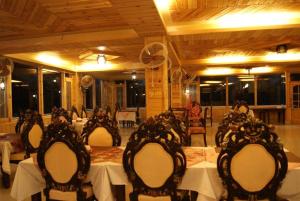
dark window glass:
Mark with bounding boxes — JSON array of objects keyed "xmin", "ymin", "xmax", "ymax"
[
  {"xmin": 126, "ymin": 80, "xmax": 145, "ymax": 107},
  {"xmin": 96, "ymin": 79, "xmax": 101, "ymax": 107},
  {"xmin": 0, "ymin": 77, "xmax": 7, "ymax": 118},
  {"xmin": 200, "ymin": 76, "xmax": 226, "ymax": 106},
  {"xmin": 85, "ymin": 86, "xmax": 93, "ymax": 109},
  {"xmin": 43, "ymin": 70, "xmax": 61, "ymax": 114},
  {"xmin": 228, "ymin": 76, "xmax": 254, "ymax": 105},
  {"xmin": 12, "ymin": 62, "xmax": 38, "ymax": 116},
  {"xmin": 291, "ymin": 73, "xmax": 300, "ymax": 81},
  {"xmin": 257, "ymin": 74, "xmax": 285, "ymax": 105}
]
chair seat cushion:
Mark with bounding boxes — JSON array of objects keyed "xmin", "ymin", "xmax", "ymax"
[
  {"xmin": 49, "ymin": 184, "xmax": 93, "ymax": 200},
  {"xmin": 138, "ymin": 194, "xmax": 171, "ymax": 201}
]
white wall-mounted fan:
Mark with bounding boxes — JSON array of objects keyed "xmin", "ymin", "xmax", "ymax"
[
  {"xmin": 0, "ymin": 58, "xmax": 13, "ymax": 76},
  {"xmin": 80, "ymin": 75, "xmax": 94, "ymax": 89},
  {"xmin": 139, "ymin": 42, "xmax": 168, "ymax": 70}
]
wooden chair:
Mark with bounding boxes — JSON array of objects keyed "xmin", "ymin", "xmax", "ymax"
[
  {"xmin": 37, "ymin": 122, "xmax": 95, "ymax": 201},
  {"xmin": 233, "ymin": 101, "xmax": 250, "ymax": 115},
  {"xmin": 81, "ymin": 105, "xmax": 88, "ymax": 119},
  {"xmin": 51, "ymin": 107, "xmax": 72, "ymax": 124},
  {"xmin": 217, "ymin": 120, "xmax": 287, "ymax": 201},
  {"xmin": 204, "ymin": 106, "xmax": 213, "ymax": 127},
  {"xmin": 215, "ymin": 112, "xmax": 247, "ymax": 147},
  {"xmin": 82, "ymin": 115, "xmax": 121, "ymax": 147},
  {"xmin": 169, "ymin": 107, "xmax": 189, "ymax": 129},
  {"xmin": 21, "ymin": 112, "xmax": 45, "ymax": 159},
  {"xmin": 156, "ymin": 111, "xmax": 189, "ymax": 145},
  {"xmin": 123, "ymin": 118, "xmax": 186, "ymax": 201},
  {"xmin": 187, "ymin": 108, "xmax": 207, "ymax": 146},
  {"xmin": 70, "ymin": 105, "xmax": 80, "ymax": 120}
]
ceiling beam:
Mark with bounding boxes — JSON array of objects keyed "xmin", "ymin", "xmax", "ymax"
[
  {"xmin": 167, "ymin": 21, "xmax": 300, "ymax": 36},
  {"xmin": 109, "ymin": 0, "xmax": 166, "ymax": 37},
  {"xmin": 182, "ymin": 56, "xmax": 300, "ymax": 67},
  {"xmin": 0, "ymin": 29, "xmax": 139, "ymax": 54}
]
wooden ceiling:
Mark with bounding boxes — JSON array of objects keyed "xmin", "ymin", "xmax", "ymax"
[{"xmin": 2, "ymin": 0, "xmax": 300, "ymax": 75}]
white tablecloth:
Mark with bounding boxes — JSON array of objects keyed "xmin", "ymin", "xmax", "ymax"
[
  {"xmin": 116, "ymin": 111, "xmax": 136, "ymax": 122},
  {"xmin": 72, "ymin": 118, "xmax": 88, "ymax": 134},
  {"xmin": 11, "ymin": 147, "xmax": 300, "ymax": 201},
  {"xmin": 0, "ymin": 140, "xmax": 13, "ymax": 174}
]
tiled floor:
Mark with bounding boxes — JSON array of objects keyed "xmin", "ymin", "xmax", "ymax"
[{"xmin": 1, "ymin": 123, "xmax": 300, "ymax": 201}]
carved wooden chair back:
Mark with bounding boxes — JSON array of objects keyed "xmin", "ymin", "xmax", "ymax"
[
  {"xmin": 21, "ymin": 111, "xmax": 45, "ymax": 158},
  {"xmin": 37, "ymin": 123, "xmax": 92, "ymax": 201},
  {"xmin": 217, "ymin": 120, "xmax": 287, "ymax": 201},
  {"xmin": 51, "ymin": 107, "xmax": 72, "ymax": 124},
  {"xmin": 215, "ymin": 112, "xmax": 248, "ymax": 147},
  {"xmin": 123, "ymin": 118, "xmax": 186, "ymax": 201},
  {"xmin": 70, "ymin": 106, "xmax": 80, "ymax": 120},
  {"xmin": 81, "ymin": 105, "xmax": 88, "ymax": 118},
  {"xmin": 156, "ymin": 111, "xmax": 188, "ymax": 145},
  {"xmin": 82, "ymin": 115, "xmax": 121, "ymax": 147}
]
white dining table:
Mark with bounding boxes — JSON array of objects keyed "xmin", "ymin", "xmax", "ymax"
[
  {"xmin": 72, "ymin": 118, "xmax": 88, "ymax": 134},
  {"xmin": 10, "ymin": 147, "xmax": 300, "ymax": 201},
  {"xmin": 0, "ymin": 133, "xmax": 23, "ymax": 175}
]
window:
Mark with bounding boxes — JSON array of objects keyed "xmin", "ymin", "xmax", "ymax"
[
  {"xmin": 12, "ymin": 62, "xmax": 38, "ymax": 116},
  {"xmin": 115, "ymin": 81, "xmax": 124, "ymax": 108},
  {"xmin": 228, "ymin": 76, "xmax": 254, "ymax": 105},
  {"xmin": 85, "ymin": 85, "xmax": 93, "ymax": 109},
  {"xmin": 126, "ymin": 80, "xmax": 145, "ymax": 107},
  {"xmin": 291, "ymin": 73, "xmax": 300, "ymax": 81},
  {"xmin": 200, "ymin": 76, "xmax": 226, "ymax": 106},
  {"xmin": 43, "ymin": 70, "xmax": 61, "ymax": 114},
  {"xmin": 0, "ymin": 77, "xmax": 7, "ymax": 118},
  {"xmin": 257, "ymin": 74, "xmax": 285, "ymax": 105},
  {"xmin": 95, "ymin": 79, "xmax": 101, "ymax": 107},
  {"xmin": 293, "ymin": 85, "xmax": 300, "ymax": 108}
]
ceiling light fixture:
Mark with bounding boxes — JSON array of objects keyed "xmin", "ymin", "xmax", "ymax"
[
  {"xmin": 276, "ymin": 44, "xmax": 288, "ymax": 54},
  {"xmin": 0, "ymin": 80, "xmax": 5, "ymax": 90},
  {"xmin": 97, "ymin": 54, "xmax": 106, "ymax": 65},
  {"xmin": 131, "ymin": 72, "xmax": 137, "ymax": 80}
]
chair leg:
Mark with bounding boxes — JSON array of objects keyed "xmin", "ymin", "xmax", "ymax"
[
  {"xmin": 203, "ymin": 133, "xmax": 207, "ymax": 147},
  {"xmin": 1, "ymin": 169, "xmax": 10, "ymax": 188},
  {"xmin": 210, "ymin": 118, "xmax": 212, "ymax": 127}
]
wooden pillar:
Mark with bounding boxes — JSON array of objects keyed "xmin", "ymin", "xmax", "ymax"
[
  {"xmin": 285, "ymin": 71, "xmax": 291, "ymax": 124},
  {"xmin": 37, "ymin": 66, "xmax": 43, "ymax": 114},
  {"xmin": 225, "ymin": 77, "xmax": 230, "ymax": 112},
  {"xmin": 196, "ymin": 78, "xmax": 200, "ymax": 104},
  {"xmin": 254, "ymin": 76, "xmax": 258, "ymax": 106},
  {"xmin": 92, "ymin": 79, "xmax": 96, "ymax": 109},
  {"xmin": 145, "ymin": 36, "xmax": 169, "ymax": 118},
  {"xmin": 74, "ymin": 73, "xmax": 83, "ymax": 110},
  {"xmin": 7, "ymin": 60, "xmax": 13, "ymax": 120},
  {"xmin": 61, "ymin": 72, "xmax": 66, "ymax": 108}
]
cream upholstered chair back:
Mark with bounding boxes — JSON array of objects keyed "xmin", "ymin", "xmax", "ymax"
[
  {"xmin": 82, "ymin": 115, "xmax": 121, "ymax": 147},
  {"xmin": 231, "ymin": 144, "xmax": 275, "ymax": 192},
  {"xmin": 123, "ymin": 118, "xmax": 186, "ymax": 201},
  {"xmin": 37, "ymin": 122, "xmax": 91, "ymax": 200},
  {"xmin": 134, "ymin": 142, "xmax": 174, "ymax": 188},
  {"xmin": 21, "ymin": 115, "xmax": 45, "ymax": 158},
  {"xmin": 88, "ymin": 127, "xmax": 113, "ymax": 147},
  {"xmin": 45, "ymin": 142, "xmax": 78, "ymax": 183},
  {"xmin": 217, "ymin": 121, "xmax": 288, "ymax": 201},
  {"xmin": 28, "ymin": 124, "xmax": 43, "ymax": 149}
]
